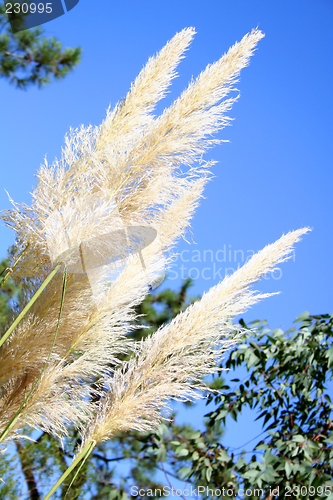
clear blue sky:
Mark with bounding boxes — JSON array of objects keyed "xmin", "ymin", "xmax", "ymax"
[{"xmin": 1, "ymin": 0, "xmax": 332, "ymax": 489}]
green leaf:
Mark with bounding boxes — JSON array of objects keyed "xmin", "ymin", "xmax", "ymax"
[
  {"xmin": 248, "ymin": 320, "xmax": 267, "ymax": 327},
  {"xmin": 189, "ymin": 431, "xmax": 201, "ymax": 440},
  {"xmin": 293, "ymin": 311, "xmax": 310, "ymax": 323},
  {"xmin": 176, "ymin": 448, "xmax": 188, "ymax": 457},
  {"xmin": 325, "ymin": 346, "xmax": 333, "ymax": 367},
  {"xmin": 285, "ymin": 460, "xmax": 292, "ymax": 479},
  {"xmin": 293, "ymin": 435, "xmax": 305, "ymax": 443},
  {"xmin": 247, "ymin": 352, "xmax": 259, "ymax": 368},
  {"xmin": 178, "ymin": 466, "xmax": 192, "ymax": 479},
  {"xmin": 261, "ymin": 465, "xmax": 279, "ymax": 482},
  {"xmin": 284, "ymin": 327, "xmax": 296, "ymax": 334},
  {"xmin": 217, "ymin": 450, "xmax": 230, "ymax": 462},
  {"xmin": 215, "ymin": 410, "xmax": 228, "ymax": 420},
  {"xmin": 243, "ymin": 469, "xmax": 259, "ymax": 480},
  {"xmin": 256, "ymin": 443, "xmax": 268, "ymax": 451}
]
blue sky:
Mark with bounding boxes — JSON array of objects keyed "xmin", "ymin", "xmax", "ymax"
[{"xmin": 1, "ymin": 0, "xmax": 333, "ymax": 490}]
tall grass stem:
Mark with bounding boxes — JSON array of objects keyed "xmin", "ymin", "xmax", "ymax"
[
  {"xmin": 0, "ymin": 263, "xmax": 62, "ymax": 349},
  {"xmin": 0, "ymin": 266, "xmax": 67, "ymax": 443},
  {"xmin": 42, "ymin": 441, "xmax": 95, "ymax": 500}
]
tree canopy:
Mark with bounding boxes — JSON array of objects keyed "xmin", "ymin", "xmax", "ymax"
[
  {"xmin": 0, "ymin": 5, "xmax": 81, "ymax": 88},
  {"xmin": 0, "ymin": 263, "xmax": 332, "ymax": 499}
]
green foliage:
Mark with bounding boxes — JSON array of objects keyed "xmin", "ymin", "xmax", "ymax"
[
  {"xmin": 0, "ymin": 6, "xmax": 81, "ymax": 88},
  {"xmin": 201, "ymin": 313, "xmax": 333, "ymax": 498},
  {"xmin": 1, "ymin": 255, "xmax": 332, "ymax": 499},
  {"xmin": 0, "ymin": 447, "xmax": 20, "ymax": 499},
  {"xmin": 14, "ymin": 429, "xmax": 96, "ymax": 500},
  {"xmin": 131, "ymin": 277, "xmax": 197, "ymax": 340},
  {"xmin": 0, "ymin": 277, "xmax": 197, "ymax": 499},
  {"xmin": 57, "ymin": 314, "xmax": 333, "ymax": 500}
]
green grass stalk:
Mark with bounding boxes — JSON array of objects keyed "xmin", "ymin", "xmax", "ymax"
[
  {"xmin": 0, "ymin": 243, "xmax": 30, "ymax": 289},
  {"xmin": 42, "ymin": 441, "xmax": 95, "ymax": 500},
  {"xmin": 0, "ymin": 266, "xmax": 67, "ymax": 443},
  {"xmin": 0, "ymin": 263, "xmax": 62, "ymax": 349}
]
